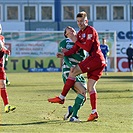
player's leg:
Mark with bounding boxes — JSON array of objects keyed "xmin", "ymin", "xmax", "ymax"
[
  {"xmin": 64, "ymin": 81, "xmax": 86, "ymax": 121},
  {"xmin": 70, "ymin": 82, "xmax": 86, "ymax": 122},
  {"xmin": 69, "ymin": 94, "xmax": 85, "ymax": 122},
  {"xmin": 78, "ymin": 57, "xmax": 98, "ymax": 120},
  {"xmin": 51, "ymin": 57, "xmax": 93, "ymax": 104},
  {"xmin": 0, "ymin": 80, "xmax": 16, "ymax": 113},
  {"xmin": 6, "ymin": 76, "xmax": 10, "ymax": 85},
  {"xmin": 48, "ymin": 65, "xmax": 82, "ymax": 104},
  {"xmin": 87, "ymin": 78, "xmax": 99, "ymax": 121},
  {"xmin": 48, "ymin": 67, "xmax": 69, "ymax": 104},
  {"xmin": 4, "ymin": 61, "xmax": 10, "ymax": 86},
  {"xmin": 130, "ymin": 58, "xmax": 133, "ymax": 71},
  {"xmin": 105, "ymin": 65, "xmax": 108, "ymax": 75},
  {"xmin": 128, "ymin": 58, "xmax": 131, "ymax": 71},
  {"xmin": 87, "ymin": 64, "xmax": 105, "ymax": 121},
  {"xmin": 60, "ymin": 65, "xmax": 82, "ymax": 96},
  {"xmin": 104, "ymin": 58, "xmax": 108, "ymax": 75},
  {"xmin": 129, "ymin": 58, "xmax": 132, "ymax": 71},
  {"xmin": 0, "ymin": 75, "xmax": 16, "ymax": 113},
  {"xmin": 0, "ymin": 80, "xmax": 9, "ymax": 106}
]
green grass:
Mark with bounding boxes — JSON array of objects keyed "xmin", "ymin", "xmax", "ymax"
[{"xmin": 0, "ymin": 72, "xmax": 133, "ymax": 133}]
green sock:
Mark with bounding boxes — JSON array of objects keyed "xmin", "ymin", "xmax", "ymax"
[
  {"xmin": 69, "ymin": 106, "xmax": 73, "ymax": 114},
  {"xmin": 6, "ymin": 77, "xmax": 8, "ymax": 84},
  {"xmin": 72, "ymin": 94, "xmax": 85, "ymax": 117}
]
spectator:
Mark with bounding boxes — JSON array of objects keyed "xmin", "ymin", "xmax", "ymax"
[
  {"xmin": 100, "ymin": 38, "xmax": 110, "ymax": 75},
  {"xmin": 126, "ymin": 44, "xmax": 133, "ymax": 72}
]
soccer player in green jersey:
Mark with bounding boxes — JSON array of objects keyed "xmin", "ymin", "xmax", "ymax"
[
  {"xmin": 48, "ymin": 26, "xmax": 87, "ymax": 122},
  {"xmin": 4, "ymin": 54, "xmax": 10, "ymax": 85}
]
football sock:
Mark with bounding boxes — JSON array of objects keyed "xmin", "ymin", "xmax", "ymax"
[
  {"xmin": 90, "ymin": 90, "xmax": 97, "ymax": 113},
  {"xmin": 1, "ymin": 88, "xmax": 9, "ymax": 106},
  {"xmin": 59, "ymin": 94, "xmax": 65, "ymax": 100},
  {"xmin": 72, "ymin": 94, "xmax": 85, "ymax": 117},
  {"xmin": 6, "ymin": 77, "xmax": 9, "ymax": 84},
  {"xmin": 92, "ymin": 109, "xmax": 97, "ymax": 114},
  {"xmin": 61, "ymin": 77, "xmax": 76, "ymax": 97},
  {"xmin": 105, "ymin": 66, "xmax": 107, "ymax": 72}
]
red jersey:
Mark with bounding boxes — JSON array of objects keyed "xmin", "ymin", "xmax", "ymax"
[
  {"xmin": 0, "ymin": 35, "xmax": 5, "ymax": 73},
  {"xmin": 0, "ymin": 35, "xmax": 5, "ymax": 43},
  {"xmin": 64, "ymin": 26, "xmax": 106, "ymax": 81},
  {"xmin": 64, "ymin": 25, "xmax": 104, "ymax": 61}
]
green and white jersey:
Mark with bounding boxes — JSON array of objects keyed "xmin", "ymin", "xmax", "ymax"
[
  {"xmin": 59, "ymin": 38, "xmax": 86, "ymax": 67},
  {"xmin": 59, "ymin": 38, "xmax": 87, "ymax": 89}
]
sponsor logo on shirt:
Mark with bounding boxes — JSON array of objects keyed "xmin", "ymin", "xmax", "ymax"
[{"xmin": 87, "ymin": 34, "xmax": 92, "ymax": 40}]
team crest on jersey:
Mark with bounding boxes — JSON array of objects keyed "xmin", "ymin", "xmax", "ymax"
[
  {"xmin": 87, "ymin": 34, "xmax": 92, "ymax": 40},
  {"xmin": 82, "ymin": 33, "xmax": 86, "ymax": 38}
]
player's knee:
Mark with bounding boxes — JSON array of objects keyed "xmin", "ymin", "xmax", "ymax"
[
  {"xmin": 80, "ymin": 89, "xmax": 86, "ymax": 97},
  {"xmin": 0, "ymin": 84, "xmax": 5, "ymax": 88},
  {"xmin": 0, "ymin": 80, "xmax": 6, "ymax": 88},
  {"xmin": 69, "ymin": 68, "xmax": 76, "ymax": 77},
  {"xmin": 70, "ymin": 66, "xmax": 81, "ymax": 77}
]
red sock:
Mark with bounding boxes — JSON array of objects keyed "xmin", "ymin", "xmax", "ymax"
[
  {"xmin": 1, "ymin": 88, "xmax": 9, "ymax": 106},
  {"xmin": 61, "ymin": 77, "xmax": 75, "ymax": 96},
  {"xmin": 90, "ymin": 91, "xmax": 97, "ymax": 110}
]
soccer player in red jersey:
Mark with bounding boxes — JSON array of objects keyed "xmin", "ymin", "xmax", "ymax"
[
  {"xmin": 0, "ymin": 24, "xmax": 16, "ymax": 113},
  {"xmin": 49, "ymin": 11, "xmax": 106, "ymax": 121}
]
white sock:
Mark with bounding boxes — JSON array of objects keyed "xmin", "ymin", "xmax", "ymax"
[
  {"xmin": 59, "ymin": 94, "xmax": 65, "ymax": 100},
  {"xmin": 92, "ymin": 109, "xmax": 97, "ymax": 114}
]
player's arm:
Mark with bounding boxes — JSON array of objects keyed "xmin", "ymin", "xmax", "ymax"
[
  {"xmin": 64, "ymin": 51, "xmax": 84, "ymax": 67},
  {"xmin": 107, "ymin": 52, "xmax": 109, "ymax": 56},
  {"xmin": 57, "ymin": 40, "xmax": 66, "ymax": 68},
  {"xmin": 71, "ymin": 53, "xmax": 83, "ymax": 61},
  {"xmin": 107, "ymin": 46, "xmax": 110, "ymax": 56},
  {"xmin": 67, "ymin": 27, "xmax": 96, "ymax": 53},
  {"xmin": 56, "ymin": 40, "xmax": 66, "ymax": 58},
  {"xmin": 58, "ymin": 40, "xmax": 66, "ymax": 52},
  {"xmin": 0, "ymin": 40, "xmax": 10, "ymax": 55},
  {"xmin": 5, "ymin": 54, "xmax": 8, "ymax": 61},
  {"xmin": 63, "ymin": 44, "xmax": 80, "ymax": 56},
  {"xmin": 75, "ymin": 28, "xmax": 96, "ymax": 52}
]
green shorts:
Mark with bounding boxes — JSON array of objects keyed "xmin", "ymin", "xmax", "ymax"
[{"xmin": 62, "ymin": 67, "xmax": 86, "ymax": 92}]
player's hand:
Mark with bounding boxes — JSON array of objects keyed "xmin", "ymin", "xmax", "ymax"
[
  {"xmin": 56, "ymin": 52, "xmax": 64, "ymax": 58},
  {"xmin": 61, "ymin": 48, "xmax": 68, "ymax": 53},
  {"xmin": 1, "ymin": 48, "xmax": 10, "ymax": 55},
  {"xmin": 70, "ymin": 66, "xmax": 75, "ymax": 73},
  {"xmin": 5, "ymin": 49, "xmax": 10, "ymax": 55}
]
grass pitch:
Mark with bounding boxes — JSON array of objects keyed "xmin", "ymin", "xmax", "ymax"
[{"xmin": 0, "ymin": 72, "xmax": 132, "ymax": 133}]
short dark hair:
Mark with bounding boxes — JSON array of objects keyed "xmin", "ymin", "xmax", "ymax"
[
  {"xmin": 64, "ymin": 29, "xmax": 67, "ymax": 38},
  {"xmin": 64, "ymin": 26, "xmax": 72, "ymax": 38},
  {"xmin": 76, "ymin": 11, "xmax": 87, "ymax": 19}
]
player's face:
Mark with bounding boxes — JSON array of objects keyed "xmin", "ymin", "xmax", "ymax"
[
  {"xmin": 103, "ymin": 39, "xmax": 106, "ymax": 44},
  {"xmin": 65, "ymin": 27, "xmax": 76, "ymax": 37},
  {"xmin": 77, "ymin": 17, "xmax": 88, "ymax": 30}
]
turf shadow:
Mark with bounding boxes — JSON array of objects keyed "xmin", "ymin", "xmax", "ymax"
[{"xmin": 0, "ymin": 120, "xmax": 68, "ymax": 126}]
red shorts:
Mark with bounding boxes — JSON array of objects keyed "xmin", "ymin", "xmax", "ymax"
[{"xmin": 78, "ymin": 55, "xmax": 106, "ymax": 81}]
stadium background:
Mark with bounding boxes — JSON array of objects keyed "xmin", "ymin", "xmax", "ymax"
[{"xmin": 0, "ymin": 0, "xmax": 133, "ymax": 72}]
